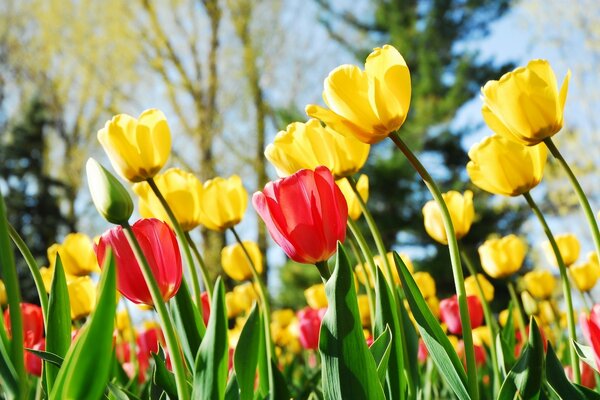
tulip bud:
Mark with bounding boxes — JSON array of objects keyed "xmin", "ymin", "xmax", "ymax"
[
  {"xmin": 304, "ymin": 283, "xmax": 328, "ymax": 309},
  {"xmin": 542, "ymin": 233, "xmax": 580, "ymax": 267},
  {"xmin": 0, "ymin": 280, "xmax": 6, "ymax": 306},
  {"xmin": 464, "ymin": 274, "xmax": 494, "ymax": 302},
  {"xmin": 86, "ymin": 158, "xmax": 133, "ymax": 225},
  {"xmin": 521, "ymin": 291, "xmax": 538, "ymax": 316},
  {"xmin": 522, "ymin": 270, "xmax": 556, "ymax": 300}
]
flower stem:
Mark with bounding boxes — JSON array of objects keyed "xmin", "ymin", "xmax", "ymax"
[
  {"xmin": 347, "ymin": 235, "xmax": 376, "ymax": 332},
  {"xmin": 122, "ymin": 223, "xmax": 190, "ymax": 400},
  {"xmin": 347, "ymin": 219, "xmax": 379, "ymax": 289},
  {"xmin": 184, "ymin": 232, "xmax": 213, "ymax": 299},
  {"xmin": 147, "ymin": 178, "xmax": 204, "ymax": 301},
  {"xmin": 315, "ymin": 260, "xmax": 331, "ymax": 281},
  {"xmin": 506, "ymin": 281, "xmax": 527, "ymax": 341},
  {"xmin": 460, "ymin": 249, "xmax": 500, "ymax": 395},
  {"xmin": 544, "ymin": 138, "xmax": 600, "ymax": 263},
  {"xmin": 523, "ymin": 191, "xmax": 580, "ymax": 383},
  {"xmin": 390, "ymin": 132, "xmax": 478, "ymax": 400},
  {"xmin": 229, "ymin": 227, "xmax": 276, "ymax": 397}
]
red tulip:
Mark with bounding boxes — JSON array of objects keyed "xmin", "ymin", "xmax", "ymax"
[
  {"xmin": 417, "ymin": 339, "xmax": 429, "ymax": 363},
  {"xmin": 581, "ymin": 304, "xmax": 600, "ymax": 369},
  {"xmin": 458, "ymin": 340, "xmax": 486, "ymax": 367},
  {"xmin": 297, "ymin": 307, "xmax": 326, "ymax": 350},
  {"xmin": 136, "ymin": 326, "xmax": 165, "ymax": 378},
  {"xmin": 439, "ymin": 295, "xmax": 483, "ymax": 335},
  {"xmin": 252, "ymin": 166, "xmax": 347, "ymax": 264},
  {"xmin": 565, "ymin": 362, "xmax": 596, "ymax": 389},
  {"xmin": 3, "ymin": 303, "xmax": 44, "ymax": 343},
  {"xmin": 201, "ymin": 292, "xmax": 210, "ymax": 326},
  {"xmin": 24, "ymin": 337, "xmax": 45, "ymax": 377},
  {"xmin": 95, "ymin": 218, "xmax": 183, "ymax": 305}
]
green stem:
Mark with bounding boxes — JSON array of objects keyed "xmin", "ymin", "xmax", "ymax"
[
  {"xmin": 347, "ymin": 219, "xmax": 378, "ymax": 288},
  {"xmin": 348, "ymin": 236, "xmax": 376, "ymax": 332},
  {"xmin": 184, "ymin": 232, "xmax": 213, "ymax": 299},
  {"xmin": 544, "ymin": 138, "xmax": 600, "ymax": 264},
  {"xmin": 122, "ymin": 223, "xmax": 190, "ymax": 400},
  {"xmin": 460, "ymin": 249, "xmax": 501, "ymax": 396},
  {"xmin": 523, "ymin": 191, "xmax": 580, "ymax": 384},
  {"xmin": 229, "ymin": 227, "xmax": 276, "ymax": 399},
  {"xmin": 147, "ymin": 178, "xmax": 204, "ymax": 302},
  {"xmin": 8, "ymin": 224, "xmax": 48, "ymax": 322},
  {"xmin": 506, "ymin": 281, "xmax": 527, "ymax": 343},
  {"xmin": 390, "ymin": 132, "xmax": 478, "ymax": 400},
  {"xmin": 315, "ymin": 260, "xmax": 331, "ymax": 281},
  {"xmin": 122, "ymin": 301, "xmax": 139, "ymax": 381}
]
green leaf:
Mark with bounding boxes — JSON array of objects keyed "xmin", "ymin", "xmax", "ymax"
[
  {"xmin": 497, "ymin": 302, "xmax": 516, "ymax": 378},
  {"xmin": 573, "ymin": 341, "xmax": 600, "ymax": 374},
  {"xmin": 269, "ymin": 358, "xmax": 291, "ymax": 400},
  {"xmin": 394, "ymin": 252, "xmax": 469, "ymax": 400},
  {"xmin": 45, "ymin": 254, "xmax": 72, "ymax": 390},
  {"xmin": 50, "ymin": 250, "xmax": 117, "ymax": 400},
  {"xmin": 574, "ymin": 384, "xmax": 600, "ymax": 400},
  {"xmin": 107, "ymin": 382, "xmax": 135, "ymax": 400},
  {"xmin": 545, "ymin": 343, "xmax": 586, "ymax": 399},
  {"xmin": 192, "ymin": 277, "xmax": 228, "ymax": 399},
  {"xmin": 26, "ymin": 349, "xmax": 64, "ymax": 367},
  {"xmin": 373, "ymin": 268, "xmax": 406, "ymax": 399},
  {"xmin": 152, "ymin": 351, "xmax": 177, "ymax": 399},
  {"xmin": 368, "ymin": 325, "xmax": 392, "ymax": 385},
  {"xmin": 0, "ymin": 330, "xmax": 18, "ymax": 399},
  {"xmin": 172, "ymin": 280, "xmax": 205, "ymax": 367},
  {"xmin": 319, "ymin": 243, "xmax": 385, "ymax": 400},
  {"xmin": 224, "ymin": 372, "xmax": 240, "ymax": 400},
  {"xmin": 234, "ymin": 303, "xmax": 262, "ymax": 400},
  {"xmin": 498, "ymin": 317, "xmax": 545, "ymax": 400},
  {"xmin": 397, "ymin": 287, "xmax": 420, "ymax": 389}
]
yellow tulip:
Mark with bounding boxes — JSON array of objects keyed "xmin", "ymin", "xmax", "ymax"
[
  {"xmin": 521, "ymin": 290, "xmax": 538, "ymax": 316},
  {"xmin": 0, "ymin": 280, "xmax": 6, "ymax": 306},
  {"xmin": 132, "ymin": 168, "xmax": 203, "ymax": 231},
  {"xmin": 422, "ymin": 190, "xmax": 474, "ymax": 245},
  {"xmin": 115, "ymin": 310, "xmax": 134, "ymax": 341},
  {"xmin": 498, "ymin": 309, "xmax": 520, "ymax": 329},
  {"xmin": 427, "ymin": 296, "xmax": 440, "ymax": 319},
  {"xmin": 373, "ymin": 252, "xmax": 414, "ymax": 285},
  {"xmin": 357, "ymin": 295, "xmax": 370, "ymax": 328},
  {"xmin": 542, "ymin": 233, "xmax": 580, "ymax": 267},
  {"xmin": 481, "ymin": 60, "xmax": 570, "ymax": 146},
  {"xmin": 197, "ymin": 175, "xmax": 248, "ymax": 231},
  {"xmin": 265, "ymin": 119, "xmax": 370, "ymax": 179},
  {"xmin": 271, "ymin": 309, "xmax": 296, "ymax": 330},
  {"xmin": 48, "ymin": 233, "xmax": 99, "ymax": 276},
  {"xmin": 464, "ymin": 273, "xmax": 495, "ymax": 302},
  {"xmin": 523, "ymin": 270, "xmax": 556, "ymax": 299},
  {"xmin": 306, "ymin": 45, "xmax": 411, "ymax": 144},
  {"xmin": 569, "ymin": 260, "xmax": 600, "ymax": 292},
  {"xmin": 40, "ymin": 267, "xmax": 54, "ymax": 292},
  {"xmin": 226, "ymin": 291, "xmax": 246, "ymax": 319},
  {"xmin": 478, "ymin": 234, "xmax": 527, "ymax": 279},
  {"xmin": 472, "ymin": 326, "xmax": 492, "ymax": 348},
  {"xmin": 232, "ymin": 282, "xmax": 259, "ymax": 311},
  {"xmin": 413, "ymin": 272, "xmax": 436, "ymax": 299},
  {"xmin": 67, "ymin": 276, "xmax": 96, "ymax": 320},
  {"xmin": 336, "ymin": 174, "xmax": 369, "ymax": 221},
  {"xmin": 537, "ymin": 301, "xmax": 556, "ymax": 326},
  {"xmin": 467, "ymin": 135, "xmax": 547, "ymax": 197},
  {"xmin": 221, "ymin": 241, "xmax": 263, "ymax": 281},
  {"xmin": 304, "ymin": 283, "xmax": 328, "ymax": 309},
  {"xmin": 97, "ymin": 109, "xmax": 171, "ymax": 182}
]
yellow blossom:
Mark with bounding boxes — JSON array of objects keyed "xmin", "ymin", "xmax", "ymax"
[
  {"xmin": 423, "ymin": 190, "xmax": 474, "ymax": 245},
  {"xmin": 336, "ymin": 174, "xmax": 369, "ymax": 221},
  {"xmin": 465, "ymin": 273, "xmax": 495, "ymax": 302},
  {"xmin": 523, "ymin": 270, "xmax": 556, "ymax": 299},
  {"xmin": 221, "ymin": 241, "xmax": 263, "ymax": 281},
  {"xmin": 48, "ymin": 233, "xmax": 99, "ymax": 276},
  {"xmin": 542, "ymin": 233, "xmax": 580, "ymax": 267},
  {"xmin": 413, "ymin": 272, "xmax": 436, "ymax": 299},
  {"xmin": 67, "ymin": 276, "xmax": 96, "ymax": 320},
  {"xmin": 197, "ymin": 175, "xmax": 248, "ymax": 232},
  {"xmin": 478, "ymin": 234, "xmax": 527, "ymax": 279},
  {"xmin": 304, "ymin": 283, "xmax": 328, "ymax": 309}
]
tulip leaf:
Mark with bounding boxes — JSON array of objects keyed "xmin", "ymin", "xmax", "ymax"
[
  {"xmin": 26, "ymin": 349, "xmax": 64, "ymax": 367},
  {"xmin": 394, "ymin": 252, "xmax": 470, "ymax": 400},
  {"xmin": 172, "ymin": 280, "xmax": 205, "ymax": 366},
  {"xmin": 497, "ymin": 303, "xmax": 517, "ymax": 377},
  {"xmin": 319, "ymin": 243, "xmax": 386, "ymax": 400},
  {"xmin": 45, "ymin": 254, "xmax": 72, "ymax": 390},
  {"xmin": 50, "ymin": 250, "xmax": 116, "ymax": 400},
  {"xmin": 373, "ymin": 268, "xmax": 406, "ymax": 399},
  {"xmin": 152, "ymin": 351, "xmax": 177, "ymax": 399},
  {"xmin": 498, "ymin": 317, "xmax": 545, "ymax": 400},
  {"xmin": 545, "ymin": 343, "xmax": 586, "ymax": 399},
  {"xmin": 397, "ymin": 287, "xmax": 420, "ymax": 389},
  {"xmin": 224, "ymin": 372, "xmax": 240, "ymax": 400},
  {"xmin": 234, "ymin": 303, "xmax": 261, "ymax": 400},
  {"xmin": 0, "ymin": 332, "xmax": 18, "ymax": 399},
  {"xmin": 107, "ymin": 382, "xmax": 136, "ymax": 400},
  {"xmin": 573, "ymin": 340, "xmax": 600, "ymax": 374},
  {"xmin": 193, "ymin": 277, "xmax": 228, "ymax": 399},
  {"xmin": 368, "ymin": 325, "xmax": 392, "ymax": 385}
]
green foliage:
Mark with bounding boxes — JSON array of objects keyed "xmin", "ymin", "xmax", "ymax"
[{"xmin": 233, "ymin": 303, "xmax": 262, "ymax": 400}]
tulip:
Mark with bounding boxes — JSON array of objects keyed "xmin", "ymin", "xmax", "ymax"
[
  {"xmin": 47, "ymin": 232, "xmax": 99, "ymax": 276},
  {"xmin": 427, "ymin": 296, "xmax": 441, "ymax": 319},
  {"xmin": 137, "ymin": 325, "xmax": 165, "ymax": 377},
  {"xmin": 197, "ymin": 175, "xmax": 248, "ymax": 232},
  {"xmin": 355, "ymin": 252, "xmax": 413, "ymax": 287},
  {"xmin": 467, "ymin": 135, "xmax": 547, "ymax": 197},
  {"xmin": 24, "ymin": 337, "xmax": 45, "ymax": 376},
  {"xmin": 439, "ymin": 295, "xmax": 484, "ymax": 335},
  {"xmin": 0, "ymin": 280, "xmax": 6, "ymax": 306},
  {"xmin": 67, "ymin": 276, "xmax": 96, "ymax": 320},
  {"xmin": 3, "ymin": 303, "xmax": 44, "ymax": 343},
  {"xmin": 86, "ymin": 158, "xmax": 134, "ymax": 224},
  {"xmin": 542, "ymin": 233, "xmax": 580, "ymax": 267},
  {"xmin": 417, "ymin": 339, "xmax": 429, "ymax": 363},
  {"xmin": 132, "ymin": 168, "xmax": 203, "ymax": 232},
  {"xmin": 521, "ymin": 291, "xmax": 539, "ymax": 316},
  {"xmin": 297, "ymin": 307, "xmax": 325, "ymax": 350},
  {"xmin": 423, "ymin": 190, "xmax": 474, "ymax": 245},
  {"xmin": 116, "ymin": 310, "xmax": 134, "ymax": 341},
  {"xmin": 413, "ymin": 271, "xmax": 436, "ymax": 299},
  {"xmin": 472, "ymin": 326, "xmax": 492, "ymax": 348},
  {"xmin": 226, "ymin": 291, "xmax": 247, "ymax": 319},
  {"xmin": 95, "ymin": 218, "xmax": 183, "ymax": 306},
  {"xmin": 464, "ymin": 274, "xmax": 494, "ymax": 302},
  {"xmin": 481, "ymin": 60, "xmax": 570, "ymax": 146},
  {"xmin": 565, "ymin": 362, "xmax": 596, "ymax": 389},
  {"xmin": 581, "ymin": 305, "xmax": 600, "ymax": 369},
  {"xmin": 336, "ymin": 174, "xmax": 369, "ymax": 221},
  {"xmin": 306, "ymin": 45, "xmax": 411, "ymax": 144},
  {"xmin": 570, "ymin": 260, "xmax": 600, "ymax": 292},
  {"xmin": 523, "ymin": 270, "xmax": 556, "ymax": 300},
  {"xmin": 221, "ymin": 241, "xmax": 263, "ymax": 281},
  {"xmin": 458, "ymin": 340, "xmax": 487, "ymax": 367},
  {"xmin": 232, "ymin": 282, "xmax": 258, "ymax": 311},
  {"xmin": 304, "ymin": 283, "xmax": 328, "ymax": 309},
  {"xmin": 265, "ymin": 119, "xmax": 370, "ymax": 179},
  {"xmin": 478, "ymin": 235, "xmax": 527, "ymax": 279},
  {"xmin": 98, "ymin": 109, "xmax": 171, "ymax": 182},
  {"xmin": 253, "ymin": 166, "xmax": 347, "ymax": 264},
  {"xmin": 357, "ymin": 294, "xmax": 371, "ymax": 328},
  {"xmin": 201, "ymin": 292, "xmax": 210, "ymax": 326}
]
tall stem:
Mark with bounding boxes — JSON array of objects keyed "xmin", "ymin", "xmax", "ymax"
[
  {"xmin": 184, "ymin": 232, "xmax": 213, "ymax": 299},
  {"xmin": 460, "ymin": 249, "xmax": 500, "ymax": 395},
  {"xmin": 348, "ymin": 236, "xmax": 376, "ymax": 332},
  {"xmin": 229, "ymin": 227, "xmax": 276, "ymax": 398},
  {"xmin": 544, "ymin": 138, "xmax": 600, "ymax": 262},
  {"xmin": 147, "ymin": 178, "xmax": 204, "ymax": 301},
  {"xmin": 122, "ymin": 223, "xmax": 189, "ymax": 400},
  {"xmin": 347, "ymin": 219, "xmax": 379, "ymax": 288},
  {"xmin": 506, "ymin": 281, "xmax": 527, "ymax": 341},
  {"xmin": 390, "ymin": 132, "xmax": 478, "ymax": 400},
  {"xmin": 523, "ymin": 191, "xmax": 580, "ymax": 383}
]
